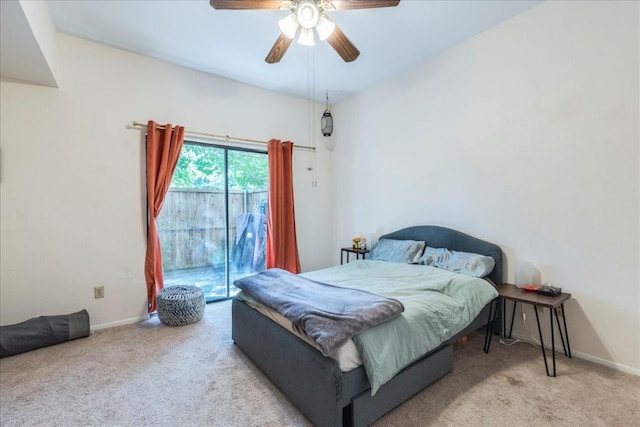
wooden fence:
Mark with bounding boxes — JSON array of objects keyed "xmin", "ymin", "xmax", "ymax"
[{"xmin": 157, "ymin": 188, "xmax": 267, "ymax": 270}]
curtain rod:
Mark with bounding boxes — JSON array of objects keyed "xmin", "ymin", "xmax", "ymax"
[{"xmin": 131, "ymin": 121, "xmax": 315, "ymax": 151}]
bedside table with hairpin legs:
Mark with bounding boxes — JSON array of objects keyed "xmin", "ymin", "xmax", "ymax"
[
  {"xmin": 484, "ymin": 283, "xmax": 572, "ymax": 377},
  {"xmin": 340, "ymin": 248, "xmax": 370, "ymax": 265}
]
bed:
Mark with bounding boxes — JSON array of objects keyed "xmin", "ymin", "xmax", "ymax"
[{"xmin": 231, "ymin": 225, "xmax": 504, "ymax": 427}]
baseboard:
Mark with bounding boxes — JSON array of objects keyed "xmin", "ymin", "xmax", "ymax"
[
  {"xmin": 90, "ymin": 315, "xmax": 150, "ymax": 332},
  {"xmin": 569, "ymin": 349, "xmax": 640, "ymax": 376},
  {"xmin": 508, "ymin": 332, "xmax": 639, "ymax": 377}
]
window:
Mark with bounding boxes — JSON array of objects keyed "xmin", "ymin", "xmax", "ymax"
[{"xmin": 157, "ymin": 142, "xmax": 268, "ymax": 302}]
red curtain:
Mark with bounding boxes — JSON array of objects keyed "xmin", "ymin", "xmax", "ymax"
[
  {"xmin": 144, "ymin": 121, "xmax": 185, "ymax": 313},
  {"xmin": 266, "ymin": 139, "xmax": 301, "ymax": 274}
]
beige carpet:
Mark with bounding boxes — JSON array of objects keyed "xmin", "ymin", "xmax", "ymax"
[{"xmin": 1, "ymin": 300, "xmax": 638, "ymax": 427}]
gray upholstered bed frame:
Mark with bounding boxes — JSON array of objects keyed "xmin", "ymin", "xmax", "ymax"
[{"xmin": 231, "ymin": 225, "xmax": 504, "ymax": 427}]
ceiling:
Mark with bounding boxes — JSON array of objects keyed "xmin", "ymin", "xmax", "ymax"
[{"xmin": 7, "ymin": 0, "xmax": 541, "ymax": 104}]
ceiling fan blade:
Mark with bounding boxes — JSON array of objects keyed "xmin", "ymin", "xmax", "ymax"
[
  {"xmin": 265, "ymin": 33, "xmax": 295, "ymax": 63},
  {"xmin": 329, "ymin": 0, "xmax": 400, "ymax": 10},
  {"xmin": 326, "ymin": 25, "xmax": 360, "ymax": 62},
  {"xmin": 209, "ymin": 0, "xmax": 282, "ymax": 10}
]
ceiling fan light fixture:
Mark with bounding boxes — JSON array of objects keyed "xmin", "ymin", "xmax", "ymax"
[
  {"xmin": 211, "ymin": 0, "xmax": 401, "ymax": 64},
  {"xmin": 297, "ymin": 27, "xmax": 316, "ymax": 46},
  {"xmin": 296, "ymin": 0, "xmax": 319, "ymax": 29},
  {"xmin": 315, "ymin": 13, "xmax": 335, "ymax": 41},
  {"xmin": 278, "ymin": 13, "xmax": 299, "ymax": 39}
]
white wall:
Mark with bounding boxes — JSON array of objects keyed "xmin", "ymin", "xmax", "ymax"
[
  {"xmin": 0, "ymin": 33, "xmax": 335, "ymax": 328},
  {"xmin": 333, "ymin": 1, "xmax": 639, "ymax": 373}
]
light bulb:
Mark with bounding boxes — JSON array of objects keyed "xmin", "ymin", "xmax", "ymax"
[
  {"xmin": 315, "ymin": 14, "xmax": 335, "ymax": 41},
  {"xmin": 297, "ymin": 27, "xmax": 315, "ymax": 46},
  {"xmin": 278, "ymin": 14, "xmax": 299, "ymax": 39}
]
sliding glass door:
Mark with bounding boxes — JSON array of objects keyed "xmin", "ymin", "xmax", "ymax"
[{"xmin": 157, "ymin": 141, "xmax": 268, "ymax": 302}]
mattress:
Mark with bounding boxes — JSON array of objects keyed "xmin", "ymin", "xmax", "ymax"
[{"xmin": 235, "ymin": 292, "xmax": 363, "ymax": 371}]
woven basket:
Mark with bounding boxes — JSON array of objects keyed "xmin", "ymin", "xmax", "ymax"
[{"xmin": 156, "ymin": 285, "xmax": 205, "ymax": 326}]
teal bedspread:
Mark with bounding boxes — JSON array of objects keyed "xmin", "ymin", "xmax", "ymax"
[{"xmin": 301, "ymin": 260, "xmax": 498, "ymax": 394}]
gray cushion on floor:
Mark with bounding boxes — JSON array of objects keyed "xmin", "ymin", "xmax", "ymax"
[{"xmin": 0, "ymin": 309, "xmax": 90, "ymax": 358}]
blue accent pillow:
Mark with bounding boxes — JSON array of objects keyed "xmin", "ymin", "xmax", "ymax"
[
  {"xmin": 367, "ymin": 239, "xmax": 426, "ymax": 263},
  {"xmin": 417, "ymin": 246, "xmax": 495, "ymax": 277}
]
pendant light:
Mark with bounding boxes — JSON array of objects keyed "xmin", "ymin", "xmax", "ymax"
[{"xmin": 321, "ymin": 91, "xmax": 333, "ymax": 137}]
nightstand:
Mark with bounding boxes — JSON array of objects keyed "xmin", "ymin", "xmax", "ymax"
[
  {"xmin": 484, "ymin": 283, "xmax": 572, "ymax": 377},
  {"xmin": 341, "ymin": 248, "xmax": 370, "ymax": 264}
]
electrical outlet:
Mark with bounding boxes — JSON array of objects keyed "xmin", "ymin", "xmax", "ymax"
[
  {"xmin": 94, "ymin": 286, "xmax": 105, "ymax": 299},
  {"xmin": 536, "ymin": 305, "xmax": 544, "ymax": 313},
  {"xmin": 555, "ymin": 306, "xmax": 563, "ymax": 317}
]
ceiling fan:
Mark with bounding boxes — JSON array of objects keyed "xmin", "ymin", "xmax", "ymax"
[{"xmin": 209, "ymin": 0, "xmax": 400, "ymax": 64}]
